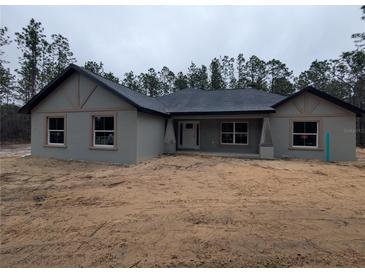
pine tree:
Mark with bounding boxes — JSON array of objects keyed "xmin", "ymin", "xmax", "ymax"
[
  {"xmin": 243, "ymin": 55, "xmax": 267, "ymax": 90},
  {"xmin": 84, "ymin": 61, "xmax": 119, "ymax": 83},
  {"xmin": 139, "ymin": 68, "xmax": 160, "ymax": 97},
  {"xmin": 236, "ymin": 53, "xmax": 246, "ymax": 88},
  {"xmin": 14, "ymin": 19, "xmax": 76, "ymax": 98},
  {"xmin": 174, "ymin": 72, "xmax": 189, "ymax": 90},
  {"xmin": 197, "ymin": 65, "xmax": 209, "ymax": 90},
  {"xmin": 40, "ymin": 34, "xmax": 76, "ymax": 86},
  {"xmin": 158, "ymin": 66, "xmax": 175, "ymax": 95},
  {"xmin": 187, "ymin": 62, "xmax": 200, "ymax": 88},
  {"xmin": 0, "ymin": 27, "xmax": 15, "ymax": 104},
  {"xmin": 50, "ymin": 34, "xmax": 76, "ymax": 72},
  {"xmin": 103, "ymin": 72, "xmax": 119, "ymax": 83},
  {"xmin": 209, "ymin": 58, "xmax": 225, "ymax": 89},
  {"xmin": 122, "ymin": 71, "xmax": 142, "ymax": 92},
  {"xmin": 0, "ymin": 27, "xmax": 10, "ymax": 62},
  {"xmin": 266, "ymin": 59, "xmax": 294, "ymax": 95},
  {"xmin": 187, "ymin": 62, "xmax": 209, "ymax": 89},
  {"xmin": 0, "ymin": 66, "xmax": 15, "ymax": 104},
  {"xmin": 332, "ymin": 51, "xmax": 365, "ymax": 104},
  {"xmin": 220, "ymin": 55, "xmax": 236, "ymax": 88},
  {"xmin": 295, "ymin": 60, "xmax": 333, "ymax": 91},
  {"xmin": 84, "ymin": 61, "xmax": 104, "ymax": 75},
  {"xmin": 15, "ymin": 18, "xmax": 47, "ymax": 102},
  {"xmin": 38, "ymin": 39, "xmax": 52, "ymax": 89}
]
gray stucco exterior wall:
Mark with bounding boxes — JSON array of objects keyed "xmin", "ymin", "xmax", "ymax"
[
  {"xmin": 174, "ymin": 117, "xmax": 263, "ymax": 154},
  {"xmin": 269, "ymin": 92, "xmax": 357, "ymax": 161},
  {"xmin": 136, "ymin": 112, "xmax": 165, "ymax": 162},
  {"xmin": 29, "ymin": 69, "xmax": 358, "ymax": 163},
  {"xmin": 31, "ymin": 110, "xmax": 138, "ymax": 164},
  {"xmin": 31, "ymin": 72, "xmax": 139, "ymax": 164}
]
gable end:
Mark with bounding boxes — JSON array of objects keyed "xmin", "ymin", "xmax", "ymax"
[
  {"xmin": 272, "ymin": 86, "xmax": 365, "ymax": 117},
  {"xmin": 19, "ymin": 64, "xmax": 168, "ymax": 117}
]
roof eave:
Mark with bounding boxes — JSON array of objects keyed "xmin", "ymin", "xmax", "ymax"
[
  {"xmin": 138, "ymin": 107, "xmax": 170, "ymax": 117},
  {"xmin": 170, "ymin": 110, "xmax": 275, "ymax": 116}
]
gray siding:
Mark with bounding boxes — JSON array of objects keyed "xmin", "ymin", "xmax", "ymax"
[
  {"xmin": 175, "ymin": 118, "xmax": 262, "ymax": 154},
  {"xmin": 269, "ymin": 91, "xmax": 357, "ymax": 161},
  {"xmin": 31, "ymin": 72, "xmax": 139, "ymax": 164},
  {"xmin": 136, "ymin": 112, "xmax": 165, "ymax": 162}
]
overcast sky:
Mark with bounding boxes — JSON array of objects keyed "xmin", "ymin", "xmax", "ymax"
[{"xmin": 1, "ymin": 5, "xmax": 364, "ymax": 77}]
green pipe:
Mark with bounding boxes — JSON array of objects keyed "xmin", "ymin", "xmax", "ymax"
[{"xmin": 326, "ymin": 131, "xmax": 330, "ymax": 162}]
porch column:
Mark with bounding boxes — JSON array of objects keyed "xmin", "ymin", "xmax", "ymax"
[
  {"xmin": 259, "ymin": 117, "xmax": 274, "ymax": 159},
  {"xmin": 164, "ymin": 118, "xmax": 176, "ymax": 154}
]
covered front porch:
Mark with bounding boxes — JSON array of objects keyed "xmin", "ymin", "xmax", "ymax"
[{"xmin": 164, "ymin": 115, "xmax": 274, "ymax": 159}]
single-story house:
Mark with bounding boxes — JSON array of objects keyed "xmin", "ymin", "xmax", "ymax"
[{"xmin": 20, "ymin": 64, "xmax": 364, "ymax": 163}]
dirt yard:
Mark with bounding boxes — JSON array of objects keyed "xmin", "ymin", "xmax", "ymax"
[{"xmin": 1, "ymin": 145, "xmax": 365, "ymax": 267}]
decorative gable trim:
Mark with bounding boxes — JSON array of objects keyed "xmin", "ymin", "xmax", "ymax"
[{"xmin": 272, "ymin": 86, "xmax": 365, "ymax": 117}]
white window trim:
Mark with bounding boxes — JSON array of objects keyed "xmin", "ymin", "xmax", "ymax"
[
  {"xmin": 220, "ymin": 121, "xmax": 249, "ymax": 145},
  {"xmin": 47, "ymin": 117, "xmax": 65, "ymax": 146},
  {"xmin": 292, "ymin": 121, "xmax": 318, "ymax": 148},
  {"xmin": 92, "ymin": 115, "xmax": 115, "ymax": 148}
]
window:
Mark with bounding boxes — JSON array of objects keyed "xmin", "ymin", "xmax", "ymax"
[
  {"xmin": 292, "ymin": 121, "xmax": 318, "ymax": 147},
  {"xmin": 221, "ymin": 122, "xmax": 248, "ymax": 145},
  {"xmin": 48, "ymin": 117, "xmax": 65, "ymax": 145},
  {"xmin": 93, "ymin": 116, "xmax": 115, "ymax": 147}
]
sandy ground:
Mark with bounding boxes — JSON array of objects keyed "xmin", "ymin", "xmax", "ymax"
[{"xmin": 0, "ymin": 145, "xmax": 365, "ymax": 267}]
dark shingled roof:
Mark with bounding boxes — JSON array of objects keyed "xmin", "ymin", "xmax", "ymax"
[
  {"xmin": 157, "ymin": 88, "xmax": 285, "ymax": 114},
  {"xmin": 19, "ymin": 64, "xmax": 364, "ymax": 117}
]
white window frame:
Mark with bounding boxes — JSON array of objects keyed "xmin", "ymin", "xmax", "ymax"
[
  {"xmin": 220, "ymin": 121, "xmax": 249, "ymax": 145},
  {"xmin": 47, "ymin": 116, "xmax": 65, "ymax": 146},
  {"xmin": 93, "ymin": 115, "xmax": 115, "ymax": 148},
  {"xmin": 292, "ymin": 121, "xmax": 318, "ymax": 148}
]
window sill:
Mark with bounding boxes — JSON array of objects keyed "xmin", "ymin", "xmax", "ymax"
[
  {"xmin": 44, "ymin": 144, "xmax": 67, "ymax": 148},
  {"xmin": 89, "ymin": 146, "xmax": 118, "ymax": 151},
  {"xmin": 288, "ymin": 146, "xmax": 323, "ymax": 151}
]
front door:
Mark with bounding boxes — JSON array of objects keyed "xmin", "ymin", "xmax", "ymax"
[{"xmin": 178, "ymin": 121, "xmax": 200, "ymax": 149}]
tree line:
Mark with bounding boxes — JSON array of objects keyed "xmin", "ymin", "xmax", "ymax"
[
  {"xmin": 1, "ymin": 7, "xmax": 364, "ymax": 104},
  {"xmin": 0, "ymin": 6, "xmax": 364, "ymax": 144},
  {"xmin": 84, "ymin": 55, "xmax": 296, "ymax": 97}
]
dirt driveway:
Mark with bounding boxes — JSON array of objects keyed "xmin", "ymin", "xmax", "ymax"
[{"xmin": 1, "ymin": 145, "xmax": 365, "ymax": 267}]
